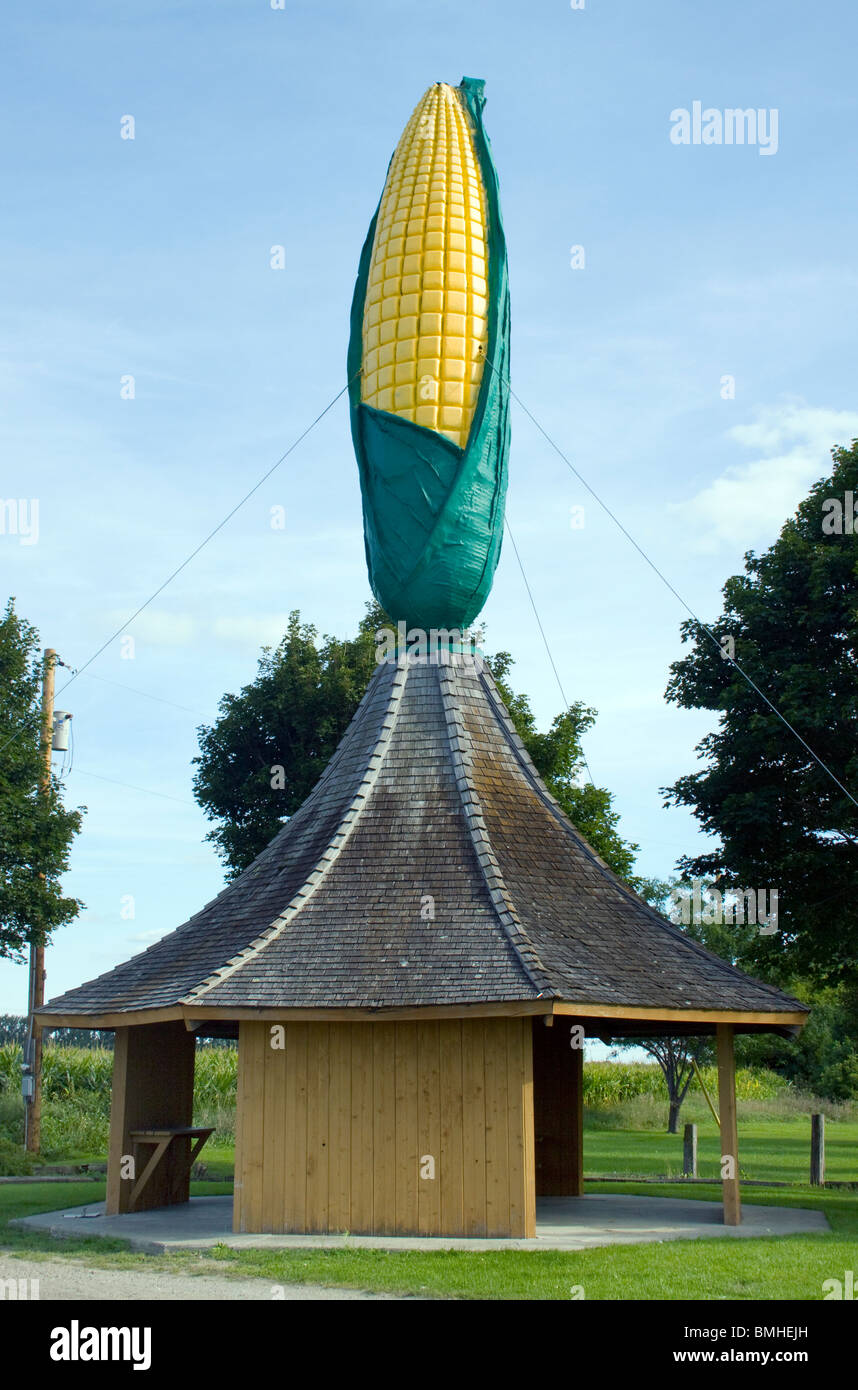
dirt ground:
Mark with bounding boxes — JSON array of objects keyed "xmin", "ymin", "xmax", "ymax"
[{"xmin": 0, "ymin": 1256, "xmax": 417, "ymax": 1301}]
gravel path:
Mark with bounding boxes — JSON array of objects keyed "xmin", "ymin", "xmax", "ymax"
[{"xmin": 1, "ymin": 1257, "xmax": 413, "ymax": 1301}]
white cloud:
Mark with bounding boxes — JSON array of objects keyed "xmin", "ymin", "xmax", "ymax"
[{"xmin": 669, "ymin": 402, "xmax": 858, "ymax": 552}]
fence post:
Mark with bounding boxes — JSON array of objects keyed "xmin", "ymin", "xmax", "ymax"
[
  {"xmin": 683, "ymin": 1122, "xmax": 698, "ymax": 1178},
  {"xmin": 810, "ymin": 1113, "xmax": 825, "ymax": 1187}
]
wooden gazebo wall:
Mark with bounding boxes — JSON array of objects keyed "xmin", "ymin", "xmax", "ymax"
[
  {"xmin": 233, "ymin": 1017, "xmax": 536, "ymax": 1238},
  {"xmin": 103, "ymin": 1012, "xmax": 742, "ymax": 1233}
]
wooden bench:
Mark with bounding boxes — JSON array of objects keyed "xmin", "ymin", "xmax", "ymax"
[{"xmin": 128, "ymin": 1127, "xmax": 214, "ymax": 1210}]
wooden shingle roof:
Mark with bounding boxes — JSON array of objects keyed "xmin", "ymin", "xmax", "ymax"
[{"xmin": 39, "ymin": 654, "xmax": 807, "ymax": 1030}]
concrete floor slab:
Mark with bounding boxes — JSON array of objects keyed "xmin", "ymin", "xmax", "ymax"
[{"xmin": 13, "ymin": 1193, "xmax": 829, "ymax": 1253}]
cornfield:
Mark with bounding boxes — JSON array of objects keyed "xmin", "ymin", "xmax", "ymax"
[
  {"xmin": 0, "ymin": 1046, "xmax": 786, "ymax": 1115},
  {"xmin": 0, "ymin": 1043, "xmax": 238, "ymax": 1109},
  {"xmin": 583, "ymin": 1061, "xmax": 787, "ymax": 1106}
]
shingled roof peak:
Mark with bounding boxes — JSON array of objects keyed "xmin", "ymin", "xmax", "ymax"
[{"xmin": 39, "ymin": 650, "xmax": 806, "ymax": 1027}]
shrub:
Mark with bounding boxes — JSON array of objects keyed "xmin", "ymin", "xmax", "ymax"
[
  {"xmin": 0, "ymin": 1091, "xmax": 24, "ymax": 1146},
  {"xmin": 0, "ymin": 1137, "xmax": 37, "ymax": 1175}
]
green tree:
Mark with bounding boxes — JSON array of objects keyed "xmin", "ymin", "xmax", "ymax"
[
  {"xmin": 193, "ymin": 603, "xmax": 386, "ymax": 875},
  {"xmin": 735, "ymin": 981, "xmax": 858, "ymax": 1102},
  {"xmin": 663, "ymin": 439, "xmax": 858, "ymax": 988},
  {"xmin": 0, "ymin": 599, "xmax": 84, "ymax": 961},
  {"xmin": 485, "ymin": 651, "xmax": 639, "ymax": 881}
]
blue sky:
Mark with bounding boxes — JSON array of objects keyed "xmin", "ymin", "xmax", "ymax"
[{"xmin": 1, "ymin": 0, "xmax": 857, "ymax": 1016}]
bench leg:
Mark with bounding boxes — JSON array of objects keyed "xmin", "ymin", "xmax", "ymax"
[{"xmin": 129, "ymin": 1138, "xmax": 172, "ymax": 1209}]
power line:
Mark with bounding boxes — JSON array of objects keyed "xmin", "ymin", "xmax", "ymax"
[
  {"xmin": 76, "ymin": 672, "xmax": 205, "ymax": 718},
  {"xmin": 503, "ymin": 516, "xmax": 595, "ymax": 787},
  {"xmin": 486, "ymin": 353, "xmax": 858, "ymax": 815},
  {"xmin": 0, "ymin": 374, "xmax": 356, "ymax": 763},
  {"xmin": 8, "ymin": 351, "xmax": 854, "ymax": 818},
  {"xmin": 72, "ymin": 768, "xmax": 197, "ymax": 806}
]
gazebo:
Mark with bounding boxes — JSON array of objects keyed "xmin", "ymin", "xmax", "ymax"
[
  {"xmin": 38, "ymin": 76, "xmax": 807, "ymax": 1237},
  {"xmin": 38, "ymin": 652, "xmax": 807, "ymax": 1237}
]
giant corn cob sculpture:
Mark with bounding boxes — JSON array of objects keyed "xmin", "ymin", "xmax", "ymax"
[{"xmin": 348, "ymin": 77, "xmax": 510, "ymax": 631}]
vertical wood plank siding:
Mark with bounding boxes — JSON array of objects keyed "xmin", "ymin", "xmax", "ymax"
[{"xmin": 234, "ymin": 1017, "xmax": 535, "ymax": 1237}]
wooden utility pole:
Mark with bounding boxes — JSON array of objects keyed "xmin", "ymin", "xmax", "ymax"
[{"xmin": 25, "ymin": 647, "xmax": 56, "ymax": 1153}]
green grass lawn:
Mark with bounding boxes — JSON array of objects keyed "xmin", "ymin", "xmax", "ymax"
[
  {"xmin": 200, "ymin": 1187, "xmax": 857, "ymax": 1301},
  {"xmin": 1, "ymin": 1175, "xmax": 855, "ymax": 1301},
  {"xmin": 3, "ymin": 1049, "xmax": 854, "ymax": 1298},
  {"xmin": 585, "ymin": 1116, "xmax": 858, "ymax": 1182},
  {"xmin": 25, "ymin": 1113, "xmax": 852, "ymax": 1187},
  {"xmin": 192, "ymin": 1146, "xmax": 238, "ymax": 1181},
  {"xmin": 2, "ymin": 1104, "xmax": 854, "ymax": 1300}
]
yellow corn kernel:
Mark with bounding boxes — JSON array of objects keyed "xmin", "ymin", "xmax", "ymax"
[{"xmin": 360, "ymin": 82, "xmax": 489, "ymax": 448}]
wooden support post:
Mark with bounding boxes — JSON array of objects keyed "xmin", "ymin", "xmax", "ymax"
[
  {"xmin": 716, "ymin": 1024, "xmax": 741, "ymax": 1226},
  {"xmin": 106, "ymin": 1022, "xmax": 196, "ymax": 1214},
  {"xmin": 532, "ymin": 1018, "xmax": 583, "ymax": 1196},
  {"xmin": 570, "ymin": 1039, "xmax": 583, "ymax": 1195},
  {"xmin": 683, "ymin": 1122, "xmax": 698, "ymax": 1177},
  {"xmin": 810, "ymin": 1113, "xmax": 825, "ymax": 1187}
]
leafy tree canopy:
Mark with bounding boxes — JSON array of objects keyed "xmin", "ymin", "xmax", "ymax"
[
  {"xmin": 0, "ymin": 598, "xmax": 84, "ymax": 961},
  {"xmin": 735, "ymin": 979, "xmax": 858, "ymax": 1102},
  {"xmin": 663, "ymin": 440, "xmax": 858, "ymax": 988}
]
